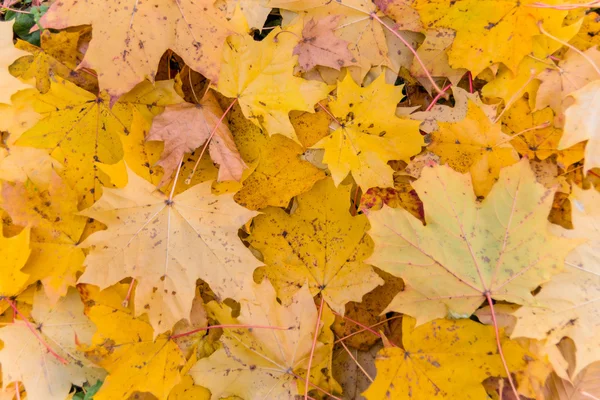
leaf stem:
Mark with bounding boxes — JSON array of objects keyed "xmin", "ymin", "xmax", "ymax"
[
  {"xmin": 370, "ymin": 13, "xmax": 443, "ymax": 94},
  {"xmin": 122, "ymin": 279, "xmax": 136, "ymax": 308},
  {"xmin": 185, "ymin": 97, "xmax": 238, "ymax": 185},
  {"xmin": 3, "ymin": 298, "xmax": 68, "ymax": 365},
  {"xmin": 493, "ymin": 121, "xmax": 551, "ymax": 148},
  {"xmin": 332, "ymin": 311, "xmax": 398, "ymax": 347},
  {"xmin": 305, "ymin": 295, "xmax": 325, "ymax": 400},
  {"xmin": 168, "ymin": 154, "xmax": 186, "ymax": 201},
  {"xmin": 425, "ymin": 83, "xmax": 452, "ymax": 111},
  {"xmin": 334, "ymin": 315, "xmax": 402, "ymax": 343},
  {"xmin": 338, "ymin": 338, "xmax": 374, "ymax": 382},
  {"xmin": 290, "ymin": 370, "xmax": 342, "ymax": 400},
  {"xmin": 484, "ymin": 292, "xmax": 521, "ymax": 400},
  {"xmin": 170, "ymin": 323, "xmax": 290, "ymax": 339},
  {"xmin": 317, "ymin": 102, "xmax": 341, "ymax": 126},
  {"xmin": 467, "ymin": 71, "xmax": 474, "ymax": 94}
]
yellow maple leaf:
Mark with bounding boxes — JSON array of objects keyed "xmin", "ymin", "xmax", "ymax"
[
  {"xmin": 40, "ymin": 0, "xmax": 231, "ymax": 100},
  {"xmin": 0, "ymin": 227, "xmax": 30, "ymax": 298},
  {"xmin": 313, "ymin": 74, "xmax": 423, "ymax": 189},
  {"xmin": 10, "ymin": 29, "xmax": 98, "ymax": 94},
  {"xmin": 502, "ymin": 99, "xmax": 584, "ymax": 168},
  {"xmin": 513, "ymin": 186, "xmax": 600, "ymax": 377},
  {"xmin": 190, "ymin": 280, "xmax": 336, "ymax": 398},
  {"xmin": 0, "ymin": 288, "xmax": 104, "ymax": 400},
  {"xmin": 250, "ymin": 177, "xmax": 384, "ymax": 314},
  {"xmin": 428, "ymin": 98, "xmax": 519, "ymax": 197},
  {"xmin": 217, "ymin": 102, "xmax": 326, "ymax": 210},
  {"xmin": 0, "ymin": 20, "xmax": 30, "ymax": 104},
  {"xmin": 366, "ymin": 159, "xmax": 578, "ymax": 325},
  {"xmin": 217, "ymin": 25, "xmax": 331, "ymax": 140},
  {"xmin": 413, "ymin": 0, "xmax": 572, "ymax": 76},
  {"xmin": 363, "ymin": 316, "xmax": 545, "ymax": 399},
  {"xmin": 15, "ymin": 77, "xmax": 182, "ymax": 206},
  {"xmin": 78, "ymin": 168, "xmax": 261, "ymax": 333},
  {"xmin": 80, "ymin": 284, "xmax": 186, "ymax": 400},
  {"xmin": 1, "ymin": 171, "xmax": 86, "ymax": 304}
]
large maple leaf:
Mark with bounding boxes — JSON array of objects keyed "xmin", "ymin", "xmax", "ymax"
[
  {"xmin": 366, "ymin": 159, "xmax": 578, "ymax": 325},
  {"xmin": 39, "ymin": 0, "xmax": 231, "ymax": 101},
  {"xmin": 0, "ymin": 288, "xmax": 104, "ymax": 400},
  {"xmin": 512, "ymin": 186, "xmax": 600, "ymax": 377},
  {"xmin": 190, "ymin": 281, "xmax": 336, "ymax": 399},
  {"xmin": 313, "ymin": 74, "xmax": 423, "ymax": 190},
  {"xmin": 78, "ymin": 168, "xmax": 261, "ymax": 333},
  {"xmin": 249, "ymin": 177, "xmax": 383, "ymax": 314},
  {"xmin": 363, "ymin": 317, "xmax": 544, "ymax": 399},
  {"xmin": 411, "ymin": 0, "xmax": 572, "ymax": 76}
]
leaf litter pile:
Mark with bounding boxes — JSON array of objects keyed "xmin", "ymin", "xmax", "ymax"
[{"xmin": 0, "ymin": 0, "xmax": 600, "ymax": 399}]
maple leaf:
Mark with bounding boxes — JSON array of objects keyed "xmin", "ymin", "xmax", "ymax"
[
  {"xmin": 39, "ymin": 0, "xmax": 231, "ymax": 101},
  {"xmin": 10, "ymin": 29, "xmax": 97, "ymax": 94},
  {"xmin": 0, "ymin": 227, "xmax": 30, "ymax": 298},
  {"xmin": 79, "ymin": 284, "xmax": 185, "ymax": 400},
  {"xmin": 0, "ymin": 20, "xmax": 30, "ymax": 104},
  {"xmin": 223, "ymin": 103, "xmax": 326, "ymax": 210},
  {"xmin": 512, "ymin": 186, "xmax": 600, "ymax": 377},
  {"xmin": 313, "ymin": 74, "xmax": 424, "ymax": 189},
  {"xmin": 0, "ymin": 288, "xmax": 104, "ymax": 400},
  {"xmin": 502, "ymin": 98, "xmax": 584, "ymax": 168},
  {"xmin": 427, "ymin": 97, "xmax": 519, "ymax": 197},
  {"xmin": 190, "ymin": 280, "xmax": 335, "ymax": 399},
  {"xmin": 147, "ymin": 91, "xmax": 247, "ymax": 184},
  {"xmin": 217, "ymin": 25, "xmax": 331, "ymax": 140},
  {"xmin": 545, "ymin": 362, "xmax": 600, "ymax": 400},
  {"xmin": 249, "ymin": 177, "xmax": 384, "ymax": 314},
  {"xmin": 15, "ymin": 77, "xmax": 182, "ymax": 206},
  {"xmin": 293, "ymin": 16, "xmax": 357, "ymax": 72},
  {"xmin": 78, "ymin": 168, "xmax": 261, "ymax": 333},
  {"xmin": 363, "ymin": 316, "xmax": 545, "ymax": 399},
  {"xmin": 560, "ymin": 80, "xmax": 600, "ymax": 172},
  {"xmin": 1, "ymin": 171, "xmax": 87, "ymax": 304},
  {"xmin": 411, "ymin": 0, "xmax": 572, "ymax": 76},
  {"xmin": 366, "ymin": 159, "xmax": 577, "ymax": 325},
  {"xmin": 536, "ymin": 47, "xmax": 600, "ymax": 116}
]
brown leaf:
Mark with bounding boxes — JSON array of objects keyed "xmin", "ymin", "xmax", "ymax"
[
  {"xmin": 293, "ymin": 16, "xmax": 357, "ymax": 72},
  {"xmin": 147, "ymin": 91, "xmax": 247, "ymax": 185}
]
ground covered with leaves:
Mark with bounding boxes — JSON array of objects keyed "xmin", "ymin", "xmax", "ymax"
[{"xmin": 0, "ymin": 0, "xmax": 599, "ymax": 399}]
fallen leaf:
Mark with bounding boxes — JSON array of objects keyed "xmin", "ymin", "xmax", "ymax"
[
  {"xmin": 366, "ymin": 159, "xmax": 577, "ymax": 325},
  {"xmin": 293, "ymin": 16, "xmax": 357, "ymax": 72},
  {"xmin": 147, "ymin": 91, "xmax": 247, "ymax": 185},
  {"xmin": 78, "ymin": 168, "xmax": 260, "ymax": 333},
  {"xmin": 0, "ymin": 227, "xmax": 30, "ymax": 297},
  {"xmin": 40, "ymin": 0, "xmax": 231, "ymax": 100},
  {"xmin": 313, "ymin": 73, "xmax": 424, "ymax": 189}
]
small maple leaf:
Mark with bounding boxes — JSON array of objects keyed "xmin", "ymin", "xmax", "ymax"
[
  {"xmin": 78, "ymin": 168, "xmax": 261, "ymax": 333},
  {"xmin": 366, "ymin": 159, "xmax": 579, "ymax": 325},
  {"xmin": 293, "ymin": 16, "xmax": 357, "ymax": 72},
  {"xmin": 147, "ymin": 91, "xmax": 247, "ymax": 185},
  {"xmin": 218, "ymin": 26, "xmax": 331, "ymax": 141},
  {"xmin": 313, "ymin": 73, "xmax": 423, "ymax": 190}
]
